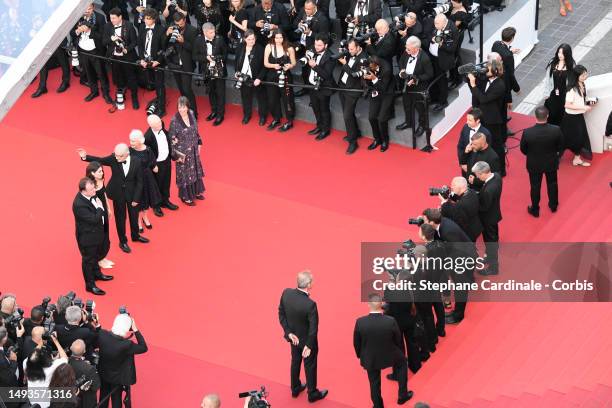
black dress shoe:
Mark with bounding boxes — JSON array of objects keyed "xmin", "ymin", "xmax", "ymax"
[
  {"xmin": 527, "ymin": 206, "xmax": 539, "ymax": 217},
  {"xmin": 291, "ymin": 383, "xmax": 306, "ymax": 398},
  {"xmin": 367, "ymin": 141, "xmax": 380, "ymax": 150},
  {"xmin": 437, "ymin": 327, "xmax": 446, "ymax": 337},
  {"xmin": 478, "ymin": 267, "xmax": 498, "ymax": 276},
  {"xmin": 242, "ymin": 116, "xmax": 250, "ymax": 125},
  {"xmin": 396, "ymin": 122, "xmax": 410, "ymax": 130},
  {"xmin": 267, "ymin": 120, "xmax": 280, "ymax": 130},
  {"xmin": 56, "ymin": 82, "xmax": 70, "ymax": 93},
  {"xmin": 95, "ymin": 273, "xmax": 114, "ymax": 281},
  {"xmin": 213, "ymin": 116, "xmax": 224, "ymax": 126},
  {"xmin": 307, "ymin": 127, "xmax": 321, "ymax": 135},
  {"xmin": 315, "ymin": 130, "xmax": 330, "ymax": 140},
  {"xmin": 206, "ymin": 112, "xmax": 216, "ymax": 121},
  {"xmin": 133, "ymin": 236, "xmax": 150, "ymax": 243},
  {"xmin": 415, "ymin": 126, "xmax": 425, "ymax": 136},
  {"xmin": 432, "ymin": 102, "xmax": 448, "ymax": 112},
  {"xmin": 181, "ymin": 198, "xmax": 196, "ymax": 206},
  {"xmin": 445, "ymin": 314, "xmax": 463, "ymax": 324},
  {"xmin": 86, "ymin": 286, "xmax": 106, "ymax": 296},
  {"xmin": 343, "ymin": 135, "xmax": 350, "ymax": 142},
  {"xmin": 397, "ymin": 391, "xmax": 414, "ymax": 405},
  {"xmin": 258, "ymin": 117, "xmax": 266, "ymax": 126},
  {"xmin": 139, "ymin": 227, "xmax": 144, "ymax": 234},
  {"xmin": 119, "ymin": 243, "xmax": 131, "ymax": 253},
  {"xmin": 386, "ymin": 373, "xmax": 398, "ymax": 381},
  {"xmin": 550, "ymin": 206, "xmax": 558, "ymax": 213},
  {"xmin": 307, "ymin": 389, "xmax": 328, "ymax": 403},
  {"xmin": 103, "ymin": 93, "xmax": 113, "ymax": 104},
  {"xmin": 32, "ymin": 88, "xmax": 48, "ymax": 98},
  {"xmin": 278, "ymin": 122, "xmax": 293, "ymax": 132},
  {"xmin": 84, "ymin": 92, "xmax": 99, "ymax": 102},
  {"xmin": 346, "ymin": 142, "xmax": 358, "ymax": 155},
  {"xmin": 153, "ymin": 207, "xmax": 164, "ymax": 217},
  {"xmin": 162, "ymin": 201, "xmax": 179, "ymax": 211},
  {"xmin": 380, "ymin": 143, "xmax": 389, "ymax": 152},
  {"xmin": 144, "ymin": 222, "xmax": 153, "ymax": 230},
  {"xmin": 195, "ymin": 194, "xmax": 205, "ymax": 200}
]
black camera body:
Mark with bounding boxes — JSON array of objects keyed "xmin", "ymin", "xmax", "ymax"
[
  {"xmin": 408, "ymin": 217, "xmax": 424, "ymax": 226},
  {"xmin": 4, "ymin": 308, "xmax": 24, "ymax": 329},
  {"xmin": 458, "ymin": 61, "xmax": 488, "ymax": 76},
  {"xmin": 295, "ymin": 17, "xmax": 313, "ymax": 35},
  {"xmin": 429, "ymin": 185, "xmax": 450, "ymax": 199},
  {"xmin": 434, "ymin": 30, "xmax": 452, "ymax": 45},
  {"xmin": 234, "ymin": 72, "xmax": 252, "ymax": 89},
  {"xmin": 391, "ymin": 14, "xmax": 406, "ymax": 33},
  {"xmin": 261, "ymin": 12, "xmax": 274, "ymax": 38},
  {"xmin": 239, "ymin": 387, "xmax": 271, "ymax": 408},
  {"xmin": 78, "ymin": 19, "xmax": 93, "ymax": 29}
]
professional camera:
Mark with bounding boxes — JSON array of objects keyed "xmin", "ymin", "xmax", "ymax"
[
  {"xmin": 276, "ymin": 55, "xmax": 289, "ymax": 88},
  {"xmin": 77, "ymin": 18, "xmax": 93, "ymax": 30},
  {"xmin": 4, "ymin": 308, "xmax": 24, "ymax": 329},
  {"xmin": 299, "ymin": 49, "xmax": 315, "ymax": 65},
  {"xmin": 65, "ymin": 291, "xmax": 77, "ymax": 302},
  {"xmin": 239, "ymin": 387, "xmax": 271, "ymax": 408},
  {"xmin": 586, "ymin": 96, "xmax": 598, "ymax": 106},
  {"xmin": 457, "ymin": 61, "xmax": 488, "ymax": 76},
  {"xmin": 408, "ymin": 217, "xmax": 424, "ymax": 226},
  {"xmin": 73, "ymin": 297, "xmax": 83, "ymax": 308},
  {"xmin": 113, "ymin": 37, "xmax": 126, "ymax": 55},
  {"xmin": 146, "ymin": 98, "xmax": 162, "ymax": 116},
  {"xmin": 355, "ymin": 28, "xmax": 377, "ymax": 43},
  {"xmin": 399, "ymin": 71, "xmax": 415, "ymax": 81},
  {"xmin": 295, "ymin": 17, "xmax": 313, "ymax": 35},
  {"xmin": 391, "ymin": 14, "xmax": 407, "ymax": 33},
  {"xmin": 207, "ymin": 55, "xmax": 224, "ymax": 79},
  {"xmin": 83, "ymin": 300, "xmax": 96, "ymax": 323},
  {"xmin": 337, "ymin": 40, "xmax": 350, "ymax": 59},
  {"xmin": 228, "ymin": 29, "xmax": 243, "ymax": 50},
  {"xmin": 433, "ymin": 30, "xmax": 452, "ymax": 45},
  {"xmin": 169, "ymin": 0, "xmax": 178, "ymax": 7},
  {"xmin": 433, "ymin": 2, "xmax": 451, "ymax": 15},
  {"xmin": 76, "ymin": 374, "xmax": 93, "ymax": 391},
  {"xmin": 168, "ymin": 25, "xmax": 181, "ymax": 45},
  {"xmin": 351, "ymin": 65, "xmax": 369, "ymax": 79},
  {"xmin": 261, "ymin": 12, "xmax": 274, "ymax": 38},
  {"xmin": 234, "ymin": 72, "xmax": 252, "ymax": 89},
  {"xmin": 397, "ymin": 239, "xmax": 417, "ymax": 257},
  {"xmin": 345, "ymin": 15, "xmax": 356, "ymax": 40},
  {"xmin": 119, "ymin": 305, "xmax": 130, "ymax": 315},
  {"xmin": 429, "ymin": 185, "xmax": 450, "ymax": 199}
]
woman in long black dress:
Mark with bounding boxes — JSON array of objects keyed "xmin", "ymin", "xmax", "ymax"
[
  {"xmin": 227, "ymin": 0, "xmax": 248, "ymax": 48},
  {"xmin": 129, "ymin": 130, "xmax": 163, "ymax": 231},
  {"xmin": 85, "ymin": 162, "xmax": 114, "ymax": 270},
  {"xmin": 448, "ymin": 0, "xmax": 470, "ymax": 87},
  {"xmin": 560, "ymin": 65, "xmax": 594, "ymax": 166},
  {"xmin": 544, "ymin": 43, "xmax": 575, "ymax": 126}
]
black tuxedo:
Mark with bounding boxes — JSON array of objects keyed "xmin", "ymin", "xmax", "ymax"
[
  {"xmin": 441, "ymin": 189, "xmax": 482, "ymax": 242},
  {"xmin": 366, "ymin": 33, "xmax": 396, "ymax": 67},
  {"xmin": 520, "ymin": 123, "xmax": 563, "ymax": 211},
  {"xmin": 292, "ymin": 10, "xmax": 329, "ymax": 49},
  {"xmin": 397, "ymin": 21, "xmax": 424, "ymax": 56},
  {"xmin": 348, "ymin": 0, "xmax": 382, "ymax": 26},
  {"xmin": 457, "ymin": 124, "xmax": 493, "ymax": 172},
  {"xmin": 304, "ymin": 49, "xmax": 336, "ymax": 132},
  {"xmin": 72, "ymin": 12, "xmax": 111, "ymax": 97},
  {"xmin": 167, "ymin": 24, "xmax": 199, "ymax": 115},
  {"xmin": 72, "ymin": 193, "xmax": 105, "ymax": 288},
  {"xmin": 144, "ymin": 125, "xmax": 174, "ymax": 205},
  {"xmin": 248, "ymin": 3, "xmax": 291, "ymax": 45},
  {"xmin": 295, "ymin": 0, "xmax": 330, "ymax": 16},
  {"xmin": 129, "ymin": 0, "xmax": 163, "ymax": 26},
  {"xmin": 399, "ymin": 49, "xmax": 433, "ymax": 129},
  {"xmin": 479, "ymin": 173, "xmax": 503, "ymax": 271},
  {"xmin": 461, "ymin": 146, "xmax": 501, "ymax": 191},
  {"xmin": 383, "ymin": 287, "xmax": 422, "ymax": 373},
  {"xmin": 427, "ymin": 20, "xmax": 459, "ymax": 105},
  {"xmin": 338, "ymin": 50, "xmax": 369, "ymax": 142},
  {"xmin": 235, "ymin": 43, "xmax": 268, "ymax": 121},
  {"xmin": 491, "ymin": 41, "xmax": 520, "ymax": 104},
  {"xmin": 194, "ymin": 35, "xmax": 228, "ymax": 117},
  {"xmin": 103, "ymin": 20, "xmax": 139, "ymax": 97},
  {"xmin": 56, "ymin": 323, "xmax": 99, "ymax": 358},
  {"xmin": 367, "ymin": 58, "xmax": 395, "ymax": 145},
  {"xmin": 83, "ymin": 154, "xmax": 144, "ymax": 244},
  {"xmin": 353, "ymin": 313, "xmax": 408, "ymax": 408},
  {"xmin": 139, "ymin": 24, "xmax": 168, "ymax": 108},
  {"xmin": 69, "ymin": 357, "xmax": 101, "ymax": 408},
  {"xmin": 278, "ymin": 288, "xmax": 320, "ymax": 396}
]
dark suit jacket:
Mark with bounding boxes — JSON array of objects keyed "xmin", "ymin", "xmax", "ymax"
[
  {"xmin": 69, "ymin": 357, "xmax": 101, "ymax": 408},
  {"xmin": 461, "ymin": 146, "xmax": 501, "ymax": 190},
  {"xmin": 144, "ymin": 124, "xmax": 173, "ymax": 162},
  {"xmin": 436, "ymin": 217, "xmax": 478, "ymax": 262},
  {"xmin": 337, "ymin": 50, "xmax": 369, "ymax": 90},
  {"xmin": 56, "ymin": 324, "xmax": 99, "ymax": 356},
  {"xmin": 72, "ymin": 12, "xmax": 107, "ymax": 53},
  {"xmin": 397, "ymin": 20, "xmax": 424, "ymax": 54},
  {"xmin": 72, "ymin": 193, "xmax": 105, "ymax": 248},
  {"xmin": 368, "ymin": 57, "xmax": 395, "ymax": 95},
  {"xmin": 398, "ymin": 49, "xmax": 433, "ymax": 91},
  {"xmin": 303, "ymin": 49, "xmax": 336, "ymax": 96},
  {"xmin": 428, "ymin": 20, "xmax": 459, "ymax": 71},
  {"xmin": 348, "ymin": 0, "xmax": 382, "ymax": 25},
  {"xmin": 470, "ymin": 77, "xmax": 506, "ymax": 125},
  {"xmin": 292, "ymin": 10, "xmax": 329, "ymax": 49},
  {"xmin": 166, "ymin": 24, "xmax": 198, "ymax": 71},
  {"xmin": 129, "ymin": 0, "xmax": 163, "ymax": 22},
  {"xmin": 295, "ymin": 0, "xmax": 330, "ymax": 16},
  {"xmin": 366, "ymin": 33, "xmax": 396, "ymax": 66},
  {"xmin": 457, "ymin": 124, "xmax": 493, "ymax": 164},
  {"xmin": 83, "ymin": 154, "xmax": 144, "ymax": 203},
  {"xmin": 0, "ymin": 351, "xmax": 18, "ymax": 387},
  {"xmin": 138, "ymin": 23, "xmax": 167, "ymax": 64},
  {"xmin": 248, "ymin": 3, "xmax": 291, "ymax": 44},
  {"xmin": 193, "ymin": 35, "xmax": 229, "ymax": 76},
  {"xmin": 102, "ymin": 20, "xmax": 139, "ymax": 60},
  {"xmin": 520, "ymin": 123, "xmax": 563, "ymax": 173},
  {"xmin": 441, "ymin": 189, "xmax": 482, "ymax": 242},
  {"xmin": 606, "ymin": 110, "xmax": 612, "ymax": 136},
  {"xmin": 491, "ymin": 40, "xmax": 520, "ymax": 103},
  {"xmin": 353, "ymin": 313, "xmax": 405, "ymax": 370},
  {"xmin": 234, "ymin": 43, "xmax": 266, "ymax": 80},
  {"xmin": 403, "ymin": 0, "xmax": 425, "ymax": 13},
  {"xmin": 278, "ymin": 288, "xmax": 319, "ymax": 349},
  {"xmin": 98, "ymin": 330, "xmax": 148, "ymax": 386},
  {"xmin": 479, "ymin": 173, "xmax": 503, "ymax": 224}
]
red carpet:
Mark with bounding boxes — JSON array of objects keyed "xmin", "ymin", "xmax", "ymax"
[{"xmin": 1, "ymin": 71, "xmax": 612, "ymax": 407}]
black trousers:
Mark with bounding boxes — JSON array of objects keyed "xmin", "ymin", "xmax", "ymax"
[
  {"xmin": 290, "ymin": 344, "xmax": 318, "ymax": 395},
  {"xmin": 339, "ymin": 91, "xmax": 361, "ymax": 141},
  {"xmin": 240, "ymin": 83, "xmax": 268, "ymax": 120},
  {"xmin": 402, "ymin": 91, "xmax": 427, "ymax": 128},
  {"xmin": 267, "ymin": 83, "xmax": 296, "ymax": 121},
  {"xmin": 113, "ymin": 199, "xmax": 140, "ymax": 244},
  {"xmin": 172, "ymin": 71, "xmax": 198, "ymax": 116},
  {"xmin": 39, "ymin": 48, "xmax": 70, "ymax": 89},
  {"xmin": 431, "ymin": 57, "xmax": 449, "ymax": 105},
  {"xmin": 529, "ymin": 170, "xmax": 558, "ymax": 211},
  {"xmin": 310, "ymin": 90, "xmax": 331, "ymax": 131},
  {"xmin": 111, "ymin": 57, "xmax": 138, "ymax": 93},
  {"xmin": 207, "ymin": 78, "xmax": 226, "ymax": 116},
  {"xmin": 154, "ymin": 158, "xmax": 172, "ymax": 203},
  {"xmin": 100, "ymin": 381, "xmax": 131, "ymax": 408},
  {"xmin": 415, "ymin": 302, "xmax": 437, "ymax": 352},
  {"xmin": 486, "ymin": 122, "xmax": 506, "ymax": 176},
  {"xmin": 78, "ymin": 243, "xmax": 101, "ymax": 288},
  {"xmin": 367, "ymin": 362, "xmax": 408, "ymax": 408},
  {"xmin": 451, "ymin": 271, "xmax": 471, "ymax": 319},
  {"xmin": 142, "ymin": 67, "xmax": 166, "ymax": 107},
  {"xmin": 482, "ymin": 222, "xmax": 500, "ymax": 271},
  {"xmin": 369, "ymin": 95, "xmax": 393, "ymax": 144},
  {"xmin": 393, "ymin": 321, "xmax": 421, "ymax": 373},
  {"xmin": 432, "ymin": 300, "xmax": 445, "ymax": 330},
  {"xmin": 79, "ymin": 50, "xmax": 110, "ymax": 94}
]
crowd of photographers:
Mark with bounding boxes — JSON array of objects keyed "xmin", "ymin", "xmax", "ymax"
[
  {"xmin": 0, "ymin": 292, "xmax": 147, "ymax": 408},
  {"xmin": 33, "ymin": 0, "xmax": 493, "ymax": 154}
]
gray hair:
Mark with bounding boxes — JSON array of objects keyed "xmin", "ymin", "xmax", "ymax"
[
  {"xmin": 202, "ymin": 22, "xmax": 215, "ymax": 32},
  {"xmin": 297, "ymin": 270, "xmax": 313, "ymax": 289},
  {"xmin": 114, "ymin": 143, "xmax": 129, "ymax": 156},
  {"xmin": 375, "ymin": 19, "xmax": 389, "ymax": 30},
  {"xmin": 487, "ymin": 52, "xmax": 502, "ymax": 62},
  {"xmin": 406, "ymin": 35, "xmax": 421, "ymax": 48},
  {"xmin": 202, "ymin": 394, "xmax": 221, "ymax": 408},
  {"xmin": 129, "ymin": 129, "xmax": 145, "ymax": 143},
  {"xmin": 434, "ymin": 14, "xmax": 448, "ymax": 24},
  {"xmin": 71, "ymin": 339, "xmax": 86, "ymax": 357},
  {"xmin": 65, "ymin": 306, "xmax": 82, "ymax": 325},
  {"xmin": 471, "ymin": 161, "xmax": 491, "ymax": 175},
  {"xmin": 452, "ymin": 176, "xmax": 468, "ymax": 189}
]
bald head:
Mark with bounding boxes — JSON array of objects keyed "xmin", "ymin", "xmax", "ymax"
[
  {"xmin": 114, "ymin": 143, "xmax": 129, "ymax": 156},
  {"xmin": 147, "ymin": 115, "xmax": 162, "ymax": 132},
  {"xmin": 434, "ymin": 14, "xmax": 448, "ymax": 30},
  {"xmin": 201, "ymin": 394, "xmax": 221, "ymax": 408},
  {"xmin": 31, "ymin": 326, "xmax": 45, "ymax": 342},
  {"xmin": 451, "ymin": 177, "xmax": 468, "ymax": 195},
  {"xmin": 297, "ymin": 270, "xmax": 313, "ymax": 290},
  {"xmin": 71, "ymin": 339, "xmax": 86, "ymax": 357},
  {"xmin": 375, "ymin": 19, "xmax": 389, "ymax": 35},
  {"xmin": 0, "ymin": 295, "xmax": 15, "ymax": 314}
]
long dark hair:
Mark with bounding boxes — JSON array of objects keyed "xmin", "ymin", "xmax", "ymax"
[
  {"xmin": 26, "ymin": 348, "xmax": 53, "ymax": 382},
  {"xmin": 567, "ymin": 65, "xmax": 587, "ymax": 95},
  {"xmin": 49, "ymin": 363, "xmax": 76, "ymax": 388},
  {"xmin": 546, "ymin": 43, "xmax": 575, "ymax": 76},
  {"xmin": 269, "ymin": 29, "xmax": 290, "ymax": 52},
  {"xmin": 85, "ymin": 161, "xmax": 103, "ymax": 183}
]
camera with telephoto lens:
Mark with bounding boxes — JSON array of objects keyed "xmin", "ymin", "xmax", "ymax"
[
  {"xmin": 391, "ymin": 14, "xmax": 406, "ymax": 33},
  {"xmin": 208, "ymin": 55, "xmax": 224, "ymax": 79},
  {"xmin": 299, "ymin": 50, "xmax": 315, "ymax": 65},
  {"xmin": 458, "ymin": 61, "xmax": 488, "ymax": 76},
  {"xmin": 146, "ymin": 98, "xmax": 161, "ymax": 116},
  {"xmin": 408, "ymin": 217, "xmax": 424, "ymax": 226},
  {"xmin": 168, "ymin": 25, "xmax": 180, "ymax": 45},
  {"xmin": 65, "ymin": 291, "xmax": 76, "ymax": 302},
  {"xmin": 586, "ymin": 96, "xmax": 598, "ymax": 106},
  {"xmin": 337, "ymin": 40, "xmax": 350, "ymax": 59},
  {"xmin": 397, "ymin": 238, "xmax": 417, "ymax": 257},
  {"xmin": 169, "ymin": 0, "xmax": 178, "ymax": 7},
  {"xmin": 239, "ymin": 387, "xmax": 271, "ymax": 408},
  {"xmin": 355, "ymin": 28, "xmax": 377, "ymax": 43},
  {"xmin": 345, "ymin": 14, "xmax": 356, "ymax": 40},
  {"xmin": 229, "ymin": 29, "xmax": 242, "ymax": 50},
  {"xmin": 4, "ymin": 308, "xmax": 24, "ymax": 329},
  {"xmin": 429, "ymin": 185, "xmax": 450, "ymax": 199},
  {"xmin": 433, "ymin": 2, "xmax": 451, "ymax": 15},
  {"xmin": 276, "ymin": 55, "xmax": 289, "ymax": 88},
  {"xmin": 76, "ymin": 374, "xmax": 93, "ymax": 391},
  {"xmin": 113, "ymin": 37, "xmax": 126, "ymax": 54},
  {"xmin": 84, "ymin": 300, "xmax": 96, "ymax": 323},
  {"xmin": 295, "ymin": 17, "xmax": 313, "ymax": 35},
  {"xmin": 261, "ymin": 12, "xmax": 273, "ymax": 38},
  {"xmin": 234, "ymin": 72, "xmax": 252, "ymax": 89},
  {"xmin": 434, "ymin": 30, "xmax": 452, "ymax": 45}
]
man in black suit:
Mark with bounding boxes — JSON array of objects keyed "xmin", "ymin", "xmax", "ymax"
[
  {"xmin": 103, "ymin": 7, "xmax": 140, "ymax": 109},
  {"xmin": 138, "ymin": 8, "xmax": 167, "ymax": 117},
  {"xmin": 248, "ymin": 0, "xmax": 291, "ymax": 46},
  {"xmin": 427, "ymin": 14, "xmax": 459, "ymax": 112},
  {"xmin": 278, "ymin": 271, "xmax": 328, "ymax": 402},
  {"xmin": 461, "ymin": 132, "xmax": 500, "ymax": 191},
  {"xmin": 472, "ymin": 161, "xmax": 503, "ymax": 276},
  {"xmin": 31, "ymin": 41, "xmax": 71, "ymax": 98},
  {"xmin": 457, "ymin": 108, "xmax": 493, "ymax": 177},
  {"xmin": 78, "ymin": 142, "xmax": 148, "ymax": 254},
  {"xmin": 193, "ymin": 23, "xmax": 228, "ymax": 126},
  {"xmin": 365, "ymin": 19, "xmax": 396, "ymax": 67},
  {"xmin": 98, "ymin": 314, "xmax": 147, "ymax": 408},
  {"xmin": 71, "ymin": 3, "xmax": 113, "ymax": 104},
  {"xmin": 22, "ymin": 307, "xmax": 44, "ymax": 337},
  {"xmin": 129, "ymin": 0, "xmax": 162, "ymax": 28},
  {"xmin": 403, "ymin": 0, "xmax": 425, "ymax": 14},
  {"xmin": 72, "ymin": 178, "xmax": 111, "ymax": 296},
  {"xmin": 303, "ymin": 34, "xmax": 335, "ymax": 141},
  {"xmin": 354, "ymin": 293, "xmax": 413, "ymax": 408},
  {"xmin": 56, "ymin": 306, "xmax": 101, "ymax": 357},
  {"xmin": 338, "ymin": 39, "xmax": 368, "ymax": 154},
  {"xmin": 491, "ymin": 27, "xmax": 521, "ymax": 129},
  {"xmin": 365, "ymin": 55, "xmax": 395, "ymax": 152},
  {"xmin": 520, "ymin": 106, "xmax": 563, "ymax": 217},
  {"xmin": 467, "ymin": 60, "xmax": 507, "ymax": 175},
  {"xmin": 396, "ymin": 36, "xmax": 433, "ymax": 137},
  {"xmin": 144, "ymin": 115, "xmax": 179, "ymax": 216},
  {"xmin": 165, "ymin": 12, "xmax": 199, "ymax": 117},
  {"xmin": 0, "ymin": 326, "xmax": 19, "ymax": 394},
  {"xmin": 346, "ymin": 0, "xmax": 382, "ymax": 32},
  {"xmin": 69, "ymin": 339, "xmax": 101, "ymax": 408},
  {"xmin": 396, "ymin": 13, "xmax": 424, "ymax": 58},
  {"xmin": 440, "ymin": 176, "xmax": 482, "ymax": 242}
]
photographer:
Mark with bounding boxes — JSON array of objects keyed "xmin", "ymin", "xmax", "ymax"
[
  {"xmin": 31, "ymin": 41, "xmax": 70, "ymax": 98},
  {"xmin": 202, "ymin": 393, "xmax": 221, "ymax": 408},
  {"xmin": 0, "ymin": 295, "xmax": 20, "ymax": 343},
  {"xmin": 346, "ymin": 0, "xmax": 382, "ymax": 33},
  {"xmin": 138, "ymin": 8, "xmax": 167, "ymax": 117},
  {"xmin": 129, "ymin": 0, "xmax": 163, "ymax": 29},
  {"xmin": 396, "ymin": 36, "xmax": 433, "ymax": 137},
  {"xmin": 364, "ymin": 55, "xmax": 395, "ymax": 152},
  {"xmin": 193, "ymin": 23, "xmax": 228, "ymax": 126},
  {"xmin": 23, "ymin": 306, "xmax": 45, "ymax": 337},
  {"xmin": 418, "ymin": 224, "xmax": 447, "ymax": 337},
  {"xmin": 364, "ymin": 19, "xmax": 395, "ymax": 67},
  {"xmin": 491, "ymin": 27, "xmax": 521, "ymax": 123},
  {"xmin": 403, "ymin": 0, "xmax": 425, "ymax": 14},
  {"xmin": 395, "ymin": 12, "xmax": 424, "ymax": 58},
  {"xmin": 98, "ymin": 314, "xmax": 147, "ymax": 408},
  {"xmin": 337, "ymin": 38, "xmax": 368, "ymax": 154},
  {"xmin": 103, "ymin": 8, "xmax": 140, "ymax": 110},
  {"xmin": 24, "ymin": 333, "xmax": 69, "ymax": 408},
  {"xmin": 457, "ymin": 108, "xmax": 492, "ymax": 177},
  {"xmin": 427, "ymin": 14, "xmax": 459, "ymax": 112},
  {"xmin": 69, "ymin": 339, "xmax": 101, "ymax": 408},
  {"xmin": 467, "ymin": 60, "xmax": 507, "ymax": 176},
  {"xmin": 165, "ymin": 12, "xmax": 199, "ymax": 118},
  {"xmin": 248, "ymin": 0, "xmax": 291, "ymax": 46},
  {"xmin": 234, "ymin": 30, "xmax": 268, "ymax": 125},
  {"xmin": 303, "ymin": 34, "xmax": 335, "ymax": 141},
  {"xmin": 71, "ymin": 3, "xmax": 113, "ymax": 104},
  {"xmin": 0, "ymin": 326, "xmax": 20, "ymax": 391},
  {"xmin": 162, "ymin": 0, "xmax": 192, "ymax": 25},
  {"xmin": 56, "ymin": 306, "xmax": 100, "ymax": 359},
  {"xmin": 22, "ymin": 327, "xmax": 46, "ymax": 367},
  {"xmin": 439, "ymin": 177, "xmax": 482, "ymax": 242},
  {"xmin": 460, "ymin": 132, "xmax": 500, "ymax": 191}
]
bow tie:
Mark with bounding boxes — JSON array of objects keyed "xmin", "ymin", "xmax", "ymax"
[
  {"xmin": 114, "ymin": 25, "xmax": 122, "ymax": 29},
  {"xmin": 119, "ymin": 161, "xmax": 128, "ymax": 165},
  {"xmin": 407, "ymin": 55, "xmax": 415, "ymax": 63},
  {"xmin": 469, "ymin": 127, "xmax": 476, "ymax": 132},
  {"xmin": 146, "ymin": 27, "xmax": 154, "ymax": 31},
  {"xmin": 90, "ymin": 197, "xmax": 96, "ymax": 202},
  {"xmin": 206, "ymin": 39, "xmax": 213, "ymax": 44}
]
